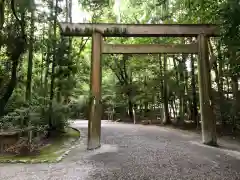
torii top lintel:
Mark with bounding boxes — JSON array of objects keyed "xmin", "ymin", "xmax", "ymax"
[{"xmin": 59, "ymin": 22, "xmax": 220, "ymax": 37}]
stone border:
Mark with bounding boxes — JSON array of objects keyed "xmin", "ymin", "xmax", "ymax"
[{"xmin": 0, "ymin": 127, "xmax": 81, "ymax": 164}]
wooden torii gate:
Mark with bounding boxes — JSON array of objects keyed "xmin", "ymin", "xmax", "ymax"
[{"xmin": 59, "ymin": 23, "xmax": 220, "ymax": 149}]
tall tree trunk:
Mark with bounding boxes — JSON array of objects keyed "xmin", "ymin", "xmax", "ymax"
[
  {"xmin": 183, "ymin": 55, "xmax": 188, "ymax": 115},
  {"xmin": 170, "ymin": 99, "xmax": 176, "ymax": 119},
  {"xmin": 0, "ymin": 2, "xmax": 3, "ymax": 93},
  {"xmin": 62, "ymin": 0, "xmax": 73, "ymax": 103},
  {"xmin": 0, "ymin": 9, "xmax": 26, "ymax": 117},
  {"xmin": 44, "ymin": 15, "xmax": 54, "ymax": 99},
  {"xmin": 49, "ymin": 0, "xmax": 58, "ymax": 101},
  {"xmin": 216, "ymin": 43, "xmax": 225, "ymax": 125},
  {"xmin": 65, "ymin": 0, "xmax": 69, "ymax": 21},
  {"xmin": 0, "ymin": 0, "xmax": 4, "ymax": 28},
  {"xmin": 209, "ymin": 40, "xmax": 225, "ymax": 127},
  {"xmin": 0, "ymin": 58, "xmax": 18, "ymax": 117},
  {"xmin": 218, "ymin": 48, "xmax": 226, "ymax": 126},
  {"xmin": 172, "ymin": 55, "xmax": 179, "ymax": 117},
  {"xmin": 231, "ymin": 76, "xmax": 238, "ymax": 133},
  {"xmin": 56, "ymin": 0, "xmax": 71, "ymax": 103},
  {"xmin": 159, "ymin": 55, "xmax": 163, "ymax": 120},
  {"xmin": 230, "ymin": 50, "xmax": 239, "ymax": 134},
  {"xmin": 128, "ymin": 68, "xmax": 135, "ymax": 122},
  {"xmin": 48, "ymin": 0, "xmax": 58, "ymax": 132},
  {"xmin": 179, "ymin": 55, "xmax": 185, "ymax": 124},
  {"xmin": 226, "ymin": 64, "xmax": 230, "ymax": 100},
  {"xmin": 25, "ymin": 7, "xmax": 35, "ymax": 101},
  {"xmin": 173, "ymin": 97, "xmax": 178, "ymax": 119},
  {"xmin": 163, "ymin": 54, "xmax": 170, "ymax": 124},
  {"xmin": 191, "ymin": 54, "xmax": 198, "ymax": 126},
  {"xmin": 144, "ymin": 75, "xmax": 148, "ymax": 113},
  {"xmin": 0, "ymin": 0, "xmax": 4, "ymax": 49},
  {"xmin": 40, "ymin": 28, "xmax": 45, "ymax": 90},
  {"xmin": 69, "ymin": 0, "xmax": 72, "ymax": 22},
  {"xmin": 44, "ymin": 45, "xmax": 50, "ymax": 98},
  {"xmin": 128, "ymin": 97, "xmax": 134, "ymax": 121},
  {"xmin": 68, "ymin": 0, "xmax": 72, "ymax": 51}
]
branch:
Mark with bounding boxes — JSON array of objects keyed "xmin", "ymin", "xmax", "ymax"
[
  {"xmin": 0, "ymin": 0, "xmax": 5, "ymax": 50},
  {"xmin": 208, "ymin": 39, "xmax": 217, "ymax": 68},
  {"xmin": 115, "ymin": 56, "xmax": 128, "ymax": 85},
  {"xmin": 0, "ymin": 0, "xmax": 4, "ymax": 28},
  {"xmin": 123, "ymin": 54, "xmax": 129, "ymax": 82},
  {"xmin": 133, "ymin": 15, "xmax": 140, "ymax": 24},
  {"xmin": 107, "ymin": 62, "xmax": 124, "ymax": 85},
  {"xmin": 78, "ymin": 37, "xmax": 90, "ymax": 54},
  {"xmin": 113, "ymin": 55, "xmax": 127, "ymax": 84},
  {"xmin": 10, "ymin": 0, "xmax": 26, "ymax": 40}
]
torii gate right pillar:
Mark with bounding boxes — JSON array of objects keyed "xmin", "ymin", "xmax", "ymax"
[{"xmin": 197, "ymin": 34, "xmax": 217, "ymax": 146}]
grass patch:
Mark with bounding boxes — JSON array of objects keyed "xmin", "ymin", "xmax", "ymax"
[{"xmin": 0, "ymin": 127, "xmax": 80, "ymax": 163}]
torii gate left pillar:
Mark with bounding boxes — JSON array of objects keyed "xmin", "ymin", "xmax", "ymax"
[{"xmin": 88, "ymin": 31, "xmax": 102, "ymax": 150}]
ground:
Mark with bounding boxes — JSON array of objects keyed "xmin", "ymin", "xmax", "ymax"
[{"xmin": 1, "ymin": 120, "xmax": 240, "ymax": 180}]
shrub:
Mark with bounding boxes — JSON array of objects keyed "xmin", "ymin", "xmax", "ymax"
[
  {"xmin": 0, "ymin": 97, "xmax": 70, "ymax": 135},
  {"xmin": 49, "ymin": 101, "xmax": 70, "ymax": 131},
  {"xmin": 69, "ymin": 98, "xmax": 89, "ymax": 119}
]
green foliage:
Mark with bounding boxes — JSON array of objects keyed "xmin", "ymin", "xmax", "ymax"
[
  {"xmin": 80, "ymin": 0, "xmax": 110, "ymax": 9},
  {"xmin": 220, "ymin": 0, "xmax": 240, "ymax": 48},
  {"xmin": 68, "ymin": 97, "xmax": 89, "ymax": 119},
  {"xmin": 53, "ymin": 101, "xmax": 70, "ymax": 126},
  {"xmin": 0, "ymin": 96, "xmax": 69, "ymax": 133}
]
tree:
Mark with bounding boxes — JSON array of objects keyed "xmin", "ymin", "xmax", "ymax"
[
  {"xmin": 25, "ymin": 0, "xmax": 35, "ymax": 101},
  {"xmin": 0, "ymin": 0, "xmax": 28, "ymax": 117}
]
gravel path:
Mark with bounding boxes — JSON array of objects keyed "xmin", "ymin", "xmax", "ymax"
[{"xmin": 1, "ymin": 120, "xmax": 240, "ymax": 180}]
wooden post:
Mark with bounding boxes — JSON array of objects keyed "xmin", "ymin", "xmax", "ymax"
[
  {"xmin": 197, "ymin": 34, "xmax": 217, "ymax": 146},
  {"xmin": 88, "ymin": 31, "xmax": 102, "ymax": 150}
]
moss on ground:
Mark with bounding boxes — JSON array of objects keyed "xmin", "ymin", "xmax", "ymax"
[{"xmin": 0, "ymin": 127, "xmax": 80, "ymax": 163}]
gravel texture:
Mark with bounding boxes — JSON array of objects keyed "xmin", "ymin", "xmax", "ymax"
[{"xmin": 1, "ymin": 120, "xmax": 240, "ymax": 180}]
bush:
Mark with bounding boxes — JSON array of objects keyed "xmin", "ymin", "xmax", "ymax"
[
  {"xmin": 69, "ymin": 98, "xmax": 89, "ymax": 119},
  {"xmin": 0, "ymin": 97, "xmax": 70, "ymax": 134},
  {"xmin": 49, "ymin": 101, "xmax": 70, "ymax": 131},
  {"xmin": 0, "ymin": 106, "xmax": 29, "ymax": 130},
  {"xmin": 3, "ymin": 93, "xmax": 26, "ymax": 115}
]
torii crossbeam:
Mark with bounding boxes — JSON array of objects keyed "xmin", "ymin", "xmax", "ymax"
[
  {"xmin": 60, "ymin": 22, "xmax": 219, "ymax": 37},
  {"xmin": 59, "ymin": 22, "xmax": 220, "ymax": 150},
  {"xmin": 102, "ymin": 43, "xmax": 198, "ymax": 54}
]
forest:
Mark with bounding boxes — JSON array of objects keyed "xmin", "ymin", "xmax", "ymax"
[{"xmin": 0, "ymin": 0, "xmax": 239, "ymax": 155}]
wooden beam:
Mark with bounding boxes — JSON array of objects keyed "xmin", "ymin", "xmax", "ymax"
[
  {"xmin": 59, "ymin": 23, "xmax": 219, "ymax": 37},
  {"xmin": 88, "ymin": 31, "xmax": 102, "ymax": 150},
  {"xmin": 102, "ymin": 43, "xmax": 198, "ymax": 54}
]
